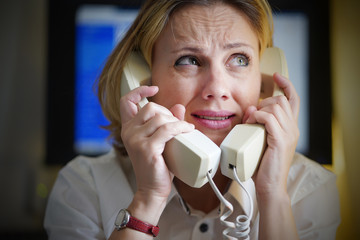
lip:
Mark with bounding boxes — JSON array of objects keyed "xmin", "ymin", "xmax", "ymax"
[{"xmin": 191, "ymin": 110, "xmax": 236, "ymax": 130}]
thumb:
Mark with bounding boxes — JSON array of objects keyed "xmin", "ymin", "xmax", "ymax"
[
  {"xmin": 120, "ymin": 85, "xmax": 158, "ymax": 124},
  {"xmin": 170, "ymin": 104, "xmax": 186, "ymax": 120}
]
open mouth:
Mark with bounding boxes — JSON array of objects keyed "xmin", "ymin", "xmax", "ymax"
[
  {"xmin": 191, "ymin": 113, "xmax": 235, "ymax": 130},
  {"xmin": 192, "ymin": 114, "xmax": 235, "ymax": 121},
  {"xmin": 190, "ymin": 110, "xmax": 236, "ymax": 130}
]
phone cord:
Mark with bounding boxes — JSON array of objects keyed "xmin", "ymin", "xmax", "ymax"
[{"xmin": 206, "ymin": 167, "xmax": 253, "ymax": 240}]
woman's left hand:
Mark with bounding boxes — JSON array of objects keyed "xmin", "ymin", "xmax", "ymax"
[{"xmin": 243, "ymin": 73, "xmax": 300, "ymax": 197}]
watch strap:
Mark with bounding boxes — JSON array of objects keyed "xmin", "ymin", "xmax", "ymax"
[{"xmin": 127, "ymin": 215, "xmax": 160, "ymax": 237}]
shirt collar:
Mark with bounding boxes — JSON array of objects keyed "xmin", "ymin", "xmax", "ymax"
[
  {"xmin": 167, "ymin": 178, "xmax": 257, "ymax": 218},
  {"xmin": 118, "ymin": 151, "xmax": 256, "ymax": 218}
]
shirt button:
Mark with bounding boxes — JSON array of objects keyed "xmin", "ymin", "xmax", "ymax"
[{"xmin": 199, "ymin": 223, "xmax": 208, "ymax": 233}]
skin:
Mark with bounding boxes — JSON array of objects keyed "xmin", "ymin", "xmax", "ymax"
[
  {"xmin": 110, "ymin": 3, "xmax": 300, "ymax": 240},
  {"xmin": 151, "ymin": 4, "xmax": 261, "ymax": 146}
]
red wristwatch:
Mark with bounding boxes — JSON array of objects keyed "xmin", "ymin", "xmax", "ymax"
[{"xmin": 114, "ymin": 209, "xmax": 159, "ymax": 237}]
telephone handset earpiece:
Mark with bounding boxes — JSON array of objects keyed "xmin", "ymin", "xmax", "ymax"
[
  {"xmin": 220, "ymin": 47, "xmax": 288, "ymax": 181},
  {"xmin": 121, "ymin": 47, "xmax": 289, "ymax": 187}
]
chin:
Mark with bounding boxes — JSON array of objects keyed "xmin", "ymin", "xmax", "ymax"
[{"xmin": 204, "ymin": 130, "xmax": 229, "ymax": 146}]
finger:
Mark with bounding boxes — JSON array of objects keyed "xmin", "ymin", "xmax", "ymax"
[
  {"xmin": 140, "ymin": 113, "xmax": 182, "ymax": 137},
  {"xmin": 133, "ymin": 102, "xmax": 175, "ymax": 125},
  {"xmin": 258, "ymin": 95, "xmax": 293, "ymax": 122},
  {"xmin": 120, "ymin": 86, "xmax": 159, "ymax": 123},
  {"xmin": 245, "ymin": 110, "xmax": 282, "ymax": 138},
  {"xmin": 170, "ymin": 104, "xmax": 186, "ymax": 121},
  {"xmin": 254, "ymin": 104, "xmax": 289, "ymax": 131},
  {"xmin": 273, "ymin": 73, "xmax": 300, "ymax": 121},
  {"xmin": 149, "ymin": 120, "xmax": 195, "ymax": 144},
  {"xmin": 242, "ymin": 105, "xmax": 257, "ymax": 123}
]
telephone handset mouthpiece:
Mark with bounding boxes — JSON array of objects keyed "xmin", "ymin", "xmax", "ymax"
[{"xmin": 121, "ymin": 47, "xmax": 289, "ymax": 187}]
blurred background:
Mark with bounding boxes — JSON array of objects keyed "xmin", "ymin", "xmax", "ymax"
[{"xmin": 0, "ymin": 0, "xmax": 359, "ymax": 239}]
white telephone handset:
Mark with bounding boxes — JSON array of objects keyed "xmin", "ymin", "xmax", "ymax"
[
  {"xmin": 220, "ymin": 48, "xmax": 288, "ymax": 181},
  {"xmin": 121, "ymin": 47, "xmax": 288, "ymax": 187}
]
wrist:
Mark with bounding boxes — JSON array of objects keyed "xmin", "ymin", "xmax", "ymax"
[
  {"xmin": 257, "ymin": 189, "xmax": 291, "ymax": 210},
  {"xmin": 128, "ymin": 191, "xmax": 168, "ymax": 226},
  {"xmin": 256, "ymin": 189, "xmax": 298, "ymax": 240},
  {"xmin": 115, "ymin": 209, "xmax": 160, "ymax": 237}
]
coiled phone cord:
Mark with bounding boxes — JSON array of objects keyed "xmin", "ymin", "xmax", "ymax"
[{"xmin": 206, "ymin": 167, "xmax": 253, "ymax": 240}]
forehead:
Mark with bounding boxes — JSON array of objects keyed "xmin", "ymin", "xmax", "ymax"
[{"xmin": 165, "ymin": 3, "xmax": 258, "ymax": 48}]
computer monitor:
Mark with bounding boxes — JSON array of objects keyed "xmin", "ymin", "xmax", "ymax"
[
  {"xmin": 73, "ymin": 6, "xmax": 138, "ymax": 155},
  {"xmin": 46, "ymin": 1, "xmax": 332, "ymax": 165}
]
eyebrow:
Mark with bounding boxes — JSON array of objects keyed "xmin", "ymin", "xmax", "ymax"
[
  {"xmin": 171, "ymin": 42, "xmax": 254, "ymax": 54},
  {"xmin": 223, "ymin": 42, "xmax": 254, "ymax": 51},
  {"xmin": 171, "ymin": 46, "xmax": 202, "ymax": 54}
]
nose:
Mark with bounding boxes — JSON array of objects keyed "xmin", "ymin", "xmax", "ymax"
[{"xmin": 201, "ymin": 65, "xmax": 230, "ymax": 101}]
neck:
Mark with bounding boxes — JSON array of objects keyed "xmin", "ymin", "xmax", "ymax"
[{"xmin": 174, "ymin": 171, "xmax": 231, "ymax": 214}]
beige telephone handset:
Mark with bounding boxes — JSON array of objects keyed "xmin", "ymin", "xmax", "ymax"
[{"xmin": 121, "ymin": 47, "xmax": 288, "ymax": 188}]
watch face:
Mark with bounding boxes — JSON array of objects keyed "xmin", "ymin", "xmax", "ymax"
[{"xmin": 115, "ymin": 209, "xmax": 130, "ymax": 229}]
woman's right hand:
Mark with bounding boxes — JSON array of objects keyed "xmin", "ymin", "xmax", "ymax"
[{"xmin": 120, "ymin": 85, "xmax": 194, "ymax": 208}]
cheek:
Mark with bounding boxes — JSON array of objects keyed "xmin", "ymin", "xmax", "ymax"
[
  {"xmin": 233, "ymin": 75, "xmax": 261, "ymax": 107},
  {"xmin": 151, "ymin": 72, "xmax": 196, "ymax": 108}
]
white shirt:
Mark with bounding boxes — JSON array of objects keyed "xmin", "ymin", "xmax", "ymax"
[{"xmin": 44, "ymin": 150, "xmax": 340, "ymax": 239}]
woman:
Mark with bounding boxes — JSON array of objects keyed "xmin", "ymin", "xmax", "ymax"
[{"xmin": 44, "ymin": 0, "xmax": 340, "ymax": 239}]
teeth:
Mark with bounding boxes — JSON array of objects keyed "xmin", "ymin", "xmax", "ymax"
[{"xmin": 197, "ymin": 115, "xmax": 230, "ymax": 120}]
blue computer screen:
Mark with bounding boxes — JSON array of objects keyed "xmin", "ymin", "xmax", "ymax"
[{"xmin": 74, "ymin": 5, "xmax": 138, "ymax": 155}]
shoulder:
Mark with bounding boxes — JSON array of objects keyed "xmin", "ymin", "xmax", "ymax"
[
  {"xmin": 288, "ymin": 153, "xmax": 340, "ymax": 239},
  {"xmin": 58, "ymin": 150, "xmax": 135, "ymax": 192},
  {"xmin": 45, "ymin": 150, "xmax": 135, "ymax": 239},
  {"xmin": 288, "ymin": 152, "xmax": 337, "ymax": 204},
  {"xmin": 54, "ymin": 149, "xmax": 136, "ymax": 211},
  {"xmin": 62, "ymin": 149, "xmax": 120, "ymax": 176},
  {"xmin": 59, "ymin": 151, "xmax": 117, "ymax": 184}
]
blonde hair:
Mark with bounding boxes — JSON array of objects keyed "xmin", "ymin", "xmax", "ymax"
[{"xmin": 97, "ymin": 0, "xmax": 274, "ymax": 154}]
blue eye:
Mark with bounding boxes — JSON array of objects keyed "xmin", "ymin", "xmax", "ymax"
[
  {"xmin": 175, "ymin": 56, "xmax": 200, "ymax": 66},
  {"xmin": 230, "ymin": 54, "xmax": 249, "ymax": 67}
]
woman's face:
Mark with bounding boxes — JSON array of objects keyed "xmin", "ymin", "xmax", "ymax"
[{"xmin": 151, "ymin": 3, "xmax": 261, "ymax": 145}]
